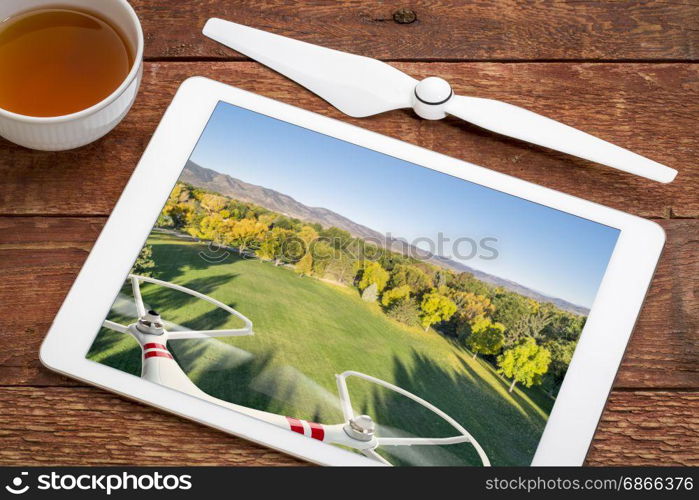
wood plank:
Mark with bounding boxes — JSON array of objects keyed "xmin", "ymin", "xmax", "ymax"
[
  {"xmin": 0, "ymin": 217, "xmax": 696, "ymax": 389},
  {"xmin": 130, "ymin": 0, "xmax": 699, "ymax": 61},
  {"xmin": 587, "ymin": 391, "xmax": 699, "ymax": 466},
  {"xmin": 0, "ymin": 387, "xmax": 694, "ymax": 466},
  {"xmin": 0, "ymin": 62, "xmax": 697, "ymax": 217},
  {"xmin": 0, "ymin": 386, "xmax": 303, "ymax": 466}
]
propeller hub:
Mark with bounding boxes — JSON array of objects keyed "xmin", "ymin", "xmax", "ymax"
[
  {"xmin": 413, "ymin": 77, "xmax": 452, "ymax": 120},
  {"xmin": 136, "ymin": 310, "xmax": 165, "ymax": 335},
  {"xmin": 344, "ymin": 414, "xmax": 376, "ymax": 442}
]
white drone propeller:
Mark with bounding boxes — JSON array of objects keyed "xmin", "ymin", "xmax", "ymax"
[{"xmin": 203, "ymin": 18, "xmax": 677, "ymax": 184}]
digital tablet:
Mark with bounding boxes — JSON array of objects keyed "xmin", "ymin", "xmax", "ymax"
[{"xmin": 41, "ymin": 77, "xmax": 665, "ymax": 466}]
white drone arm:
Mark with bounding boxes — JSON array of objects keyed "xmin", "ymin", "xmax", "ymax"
[
  {"xmin": 102, "ymin": 319, "xmax": 129, "ymax": 334},
  {"xmin": 377, "ymin": 436, "xmax": 470, "ymax": 446}
]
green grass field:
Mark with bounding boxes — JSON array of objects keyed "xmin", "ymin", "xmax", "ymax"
[{"xmin": 88, "ymin": 231, "xmax": 553, "ymax": 466}]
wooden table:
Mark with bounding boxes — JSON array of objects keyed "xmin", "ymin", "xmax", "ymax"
[{"xmin": 0, "ymin": 1, "xmax": 697, "ymax": 466}]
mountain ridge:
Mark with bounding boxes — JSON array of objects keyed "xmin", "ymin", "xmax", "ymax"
[{"xmin": 180, "ymin": 160, "xmax": 590, "ymax": 315}]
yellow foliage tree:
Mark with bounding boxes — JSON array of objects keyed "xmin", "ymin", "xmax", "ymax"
[
  {"xmin": 358, "ymin": 261, "xmax": 389, "ymax": 292},
  {"xmin": 200, "ymin": 193, "xmax": 227, "ymax": 213},
  {"xmin": 295, "ymin": 252, "xmax": 313, "ymax": 276},
  {"xmin": 381, "ymin": 285, "xmax": 411, "ymax": 308},
  {"xmin": 297, "ymin": 225, "xmax": 319, "ymax": 246},
  {"xmin": 222, "ymin": 218, "xmax": 268, "ymax": 253}
]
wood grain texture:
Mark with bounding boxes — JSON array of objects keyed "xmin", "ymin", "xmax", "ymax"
[
  {"xmin": 586, "ymin": 391, "xmax": 699, "ymax": 466},
  {"xmin": 129, "ymin": 0, "xmax": 699, "ymax": 61},
  {"xmin": 0, "ymin": 62, "xmax": 697, "ymax": 217},
  {"xmin": 0, "ymin": 387, "xmax": 694, "ymax": 466},
  {"xmin": 0, "ymin": 217, "xmax": 696, "ymax": 389}
]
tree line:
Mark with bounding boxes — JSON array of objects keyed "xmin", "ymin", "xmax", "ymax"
[{"xmin": 155, "ymin": 182, "xmax": 585, "ymax": 395}]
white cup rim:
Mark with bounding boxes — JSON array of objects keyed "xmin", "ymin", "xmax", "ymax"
[{"xmin": 0, "ymin": 0, "xmax": 144, "ymax": 124}]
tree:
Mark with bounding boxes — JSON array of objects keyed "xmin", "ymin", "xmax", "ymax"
[
  {"xmin": 159, "ymin": 184, "xmax": 193, "ymax": 229},
  {"xmin": 380, "ymin": 285, "xmax": 411, "ymax": 308},
  {"xmin": 450, "ymin": 272, "xmax": 492, "ymax": 296},
  {"xmin": 310, "ymin": 239, "xmax": 334, "ymax": 276},
  {"xmin": 497, "ymin": 338, "xmax": 551, "ymax": 392},
  {"xmin": 272, "ymin": 216, "xmax": 296, "ymax": 230},
  {"xmin": 419, "ymin": 292, "xmax": 457, "ymax": 331},
  {"xmin": 544, "ymin": 339, "xmax": 576, "ymax": 381},
  {"xmin": 358, "ymin": 261, "xmax": 389, "ymax": 292},
  {"xmin": 492, "ymin": 292, "xmax": 535, "ymax": 347},
  {"xmin": 192, "ymin": 213, "xmax": 226, "ymax": 241},
  {"xmin": 524, "ymin": 300, "xmax": 555, "ymax": 341},
  {"xmin": 541, "ymin": 312, "xmax": 585, "ymax": 342},
  {"xmin": 386, "ymin": 298, "xmax": 421, "ymax": 327},
  {"xmin": 449, "ymin": 291, "xmax": 495, "ymax": 338},
  {"xmin": 295, "ymin": 252, "xmax": 313, "ymax": 276},
  {"xmin": 465, "ymin": 317, "xmax": 505, "ymax": 359},
  {"xmin": 297, "ymin": 225, "xmax": 319, "ymax": 246},
  {"xmin": 223, "ymin": 218, "xmax": 267, "ymax": 253},
  {"xmin": 256, "ymin": 227, "xmax": 285, "ymax": 262},
  {"xmin": 132, "ymin": 244, "xmax": 156, "ymax": 277},
  {"xmin": 258, "ymin": 213, "xmax": 277, "ymax": 227},
  {"xmin": 324, "ymin": 251, "xmax": 355, "ymax": 284},
  {"xmin": 320, "ymin": 227, "xmax": 352, "ymax": 250},
  {"xmin": 434, "ymin": 269, "xmax": 450, "ymax": 288},
  {"xmin": 200, "ymin": 193, "xmax": 227, "ymax": 213},
  {"xmin": 278, "ymin": 232, "xmax": 306, "ymax": 264},
  {"xmin": 389, "ymin": 264, "xmax": 432, "ymax": 293}
]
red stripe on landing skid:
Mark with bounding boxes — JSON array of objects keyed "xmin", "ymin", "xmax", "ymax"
[
  {"xmin": 286, "ymin": 417, "xmax": 304, "ymax": 435},
  {"xmin": 285, "ymin": 417, "xmax": 324, "ymax": 441},
  {"xmin": 144, "ymin": 351, "xmax": 173, "ymax": 360},
  {"xmin": 144, "ymin": 343, "xmax": 167, "ymax": 351},
  {"xmin": 308, "ymin": 422, "xmax": 325, "ymax": 441}
]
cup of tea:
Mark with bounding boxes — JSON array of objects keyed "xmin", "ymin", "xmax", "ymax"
[{"xmin": 0, "ymin": 0, "xmax": 143, "ymax": 151}]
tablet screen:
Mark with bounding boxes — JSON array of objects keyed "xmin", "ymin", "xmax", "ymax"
[{"xmin": 87, "ymin": 101, "xmax": 620, "ymax": 466}]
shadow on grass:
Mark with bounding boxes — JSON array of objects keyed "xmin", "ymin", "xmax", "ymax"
[
  {"xmin": 168, "ymin": 339, "xmax": 278, "ymax": 411},
  {"xmin": 367, "ymin": 349, "xmax": 548, "ymax": 466},
  {"xmin": 149, "ymin": 239, "xmax": 248, "ymax": 283},
  {"xmin": 169, "ymin": 336, "xmax": 345, "ymax": 425},
  {"xmin": 140, "ymin": 273, "xmax": 240, "ymax": 313}
]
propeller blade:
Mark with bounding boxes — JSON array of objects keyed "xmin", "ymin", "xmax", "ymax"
[
  {"xmin": 203, "ymin": 18, "xmax": 417, "ymax": 117},
  {"xmin": 110, "ymin": 292, "xmax": 143, "ymax": 319},
  {"xmin": 445, "ymin": 95, "xmax": 677, "ymax": 183}
]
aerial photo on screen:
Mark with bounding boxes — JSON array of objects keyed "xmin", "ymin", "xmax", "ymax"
[{"xmin": 87, "ymin": 102, "xmax": 619, "ymax": 466}]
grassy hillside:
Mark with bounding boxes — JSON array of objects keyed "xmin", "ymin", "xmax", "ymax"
[{"xmin": 88, "ymin": 232, "xmax": 553, "ymax": 466}]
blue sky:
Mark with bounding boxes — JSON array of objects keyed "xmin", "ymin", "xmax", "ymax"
[{"xmin": 188, "ymin": 102, "xmax": 619, "ymax": 309}]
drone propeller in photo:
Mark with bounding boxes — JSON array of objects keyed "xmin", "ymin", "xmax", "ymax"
[
  {"xmin": 102, "ymin": 274, "xmax": 491, "ymax": 466},
  {"xmin": 203, "ymin": 18, "xmax": 677, "ymax": 184}
]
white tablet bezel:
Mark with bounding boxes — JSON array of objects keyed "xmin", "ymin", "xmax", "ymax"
[{"xmin": 40, "ymin": 77, "xmax": 665, "ymax": 467}]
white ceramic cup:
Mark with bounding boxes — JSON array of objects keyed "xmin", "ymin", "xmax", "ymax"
[{"xmin": 0, "ymin": 0, "xmax": 144, "ymax": 151}]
